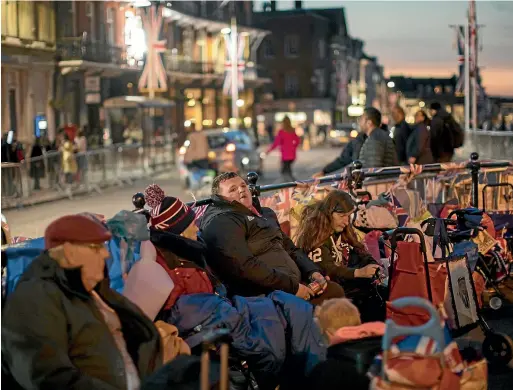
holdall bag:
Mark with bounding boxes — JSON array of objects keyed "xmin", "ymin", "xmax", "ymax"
[{"xmin": 370, "ymin": 297, "xmax": 488, "ymax": 390}]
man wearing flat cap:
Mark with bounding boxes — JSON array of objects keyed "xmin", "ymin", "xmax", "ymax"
[{"xmin": 1, "ymin": 214, "xmax": 164, "ymax": 389}]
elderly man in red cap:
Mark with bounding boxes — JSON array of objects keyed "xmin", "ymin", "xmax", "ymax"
[{"xmin": 2, "ymin": 214, "xmax": 164, "ymax": 389}]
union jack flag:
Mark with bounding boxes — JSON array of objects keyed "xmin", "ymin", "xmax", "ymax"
[
  {"xmin": 193, "ymin": 204, "xmax": 209, "ymax": 225},
  {"xmin": 223, "ymin": 31, "xmax": 246, "ymax": 96},
  {"xmin": 138, "ymin": 6, "xmax": 167, "ymax": 93}
]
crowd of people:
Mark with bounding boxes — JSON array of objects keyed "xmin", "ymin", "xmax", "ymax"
[
  {"xmin": 314, "ymin": 102, "xmax": 464, "ymax": 177},
  {"xmin": 2, "ymin": 168, "xmax": 395, "ymax": 390},
  {"xmin": 0, "ymin": 128, "xmax": 90, "ymax": 195}
]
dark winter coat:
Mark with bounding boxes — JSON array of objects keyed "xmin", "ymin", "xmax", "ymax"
[
  {"xmin": 358, "ymin": 128, "xmax": 398, "ymax": 168},
  {"xmin": 307, "ymin": 233, "xmax": 377, "ymax": 285},
  {"xmin": 199, "ymin": 196, "xmax": 319, "ymax": 297},
  {"xmin": 322, "ymin": 133, "xmax": 367, "ymax": 175},
  {"xmin": 29, "ymin": 144, "xmax": 45, "ymax": 179},
  {"xmin": 305, "ymin": 336, "xmax": 382, "ymax": 390},
  {"xmin": 430, "ymin": 109, "xmax": 456, "ymax": 160},
  {"xmin": 407, "ymin": 122, "xmax": 434, "ymax": 165},
  {"xmin": 393, "ymin": 120, "xmax": 413, "ymax": 165},
  {"xmin": 1, "ymin": 252, "xmax": 162, "ymax": 390}
]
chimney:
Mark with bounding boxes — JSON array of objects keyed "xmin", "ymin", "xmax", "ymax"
[{"xmin": 295, "ymin": 1, "xmax": 302, "ymax": 10}]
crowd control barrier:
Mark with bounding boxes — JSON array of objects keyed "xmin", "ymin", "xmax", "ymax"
[
  {"xmin": 1, "ymin": 143, "xmax": 175, "ymax": 209},
  {"xmin": 162, "ymin": 153, "xmax": 512, "ymax": 211}
]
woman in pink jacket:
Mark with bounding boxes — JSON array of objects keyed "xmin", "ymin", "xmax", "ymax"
[{"xmin": 265, "ymin": 116, "xmax": 300, "ymax": 181}]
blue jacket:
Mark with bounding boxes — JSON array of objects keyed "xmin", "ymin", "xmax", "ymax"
[{"xmin": 167, "ymin": 291, "xmax": 326, "ymax": 379}]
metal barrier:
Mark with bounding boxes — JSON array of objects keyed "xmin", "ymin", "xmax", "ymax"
[
  {"xmin": 169, "ymin": 152, "xmax": 512, "ymax": 209},
  {"xmin": 1, "ymin": 143, "xmax": 175, "ymax": 209}
]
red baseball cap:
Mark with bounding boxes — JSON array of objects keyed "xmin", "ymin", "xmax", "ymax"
[{"xmin": 44, "ymin": 215, "xmax": 112, "ymax": 249}]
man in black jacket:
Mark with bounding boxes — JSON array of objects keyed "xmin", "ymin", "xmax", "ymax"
[
  {"xmin": 200, "ymin": 172, "xmax": 345, "ymax": 303},
  {"xmin": 2, "ymin": 214, "xmax": 163, "ymax": 390},
  {"xmin": 391, "ymin": 105, "xmax": 412, "ymax": 165}
]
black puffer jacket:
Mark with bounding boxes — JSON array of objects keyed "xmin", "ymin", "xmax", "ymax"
[{"xmin": 199, "ymin": 196, "xmax": 319, "ymax": 297}]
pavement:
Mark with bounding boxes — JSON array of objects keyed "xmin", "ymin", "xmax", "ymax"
[{"xmin": 3, "ymin": 146, "xmax": 340, "ymax": 239}]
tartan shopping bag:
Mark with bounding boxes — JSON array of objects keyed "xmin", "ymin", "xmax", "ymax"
[{"xmin": 370, "ymin": 297, "xmax": 488, "ymax": 390}]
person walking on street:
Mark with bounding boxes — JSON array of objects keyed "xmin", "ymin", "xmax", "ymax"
[
  {"xmin": 60, "ymin": 133, "xmax": 77, "ymax": 188},
  {"xmin": 358, "ymin": 108, "xmax": 398, "ymax": 168},
  {"xmin": 407, "ymin": 110, "xmax": 434, "ymax": 165},
  {"xmin": 264, "ymin": 116, "xmax": 300, "ymax": 181},
  {"xmin": 75, "ymin": 129, "xmax": 88, "ymax": 185},
  {"xmin": 183, "ymin": 122, "xmax": 210, "ymax": 170},
  {"xmin": 391, "ymin": 106, "xmax": 412, "ymax": 165},
  {"xmin": 29, "ymin": 138, "xmax": 45, "ymax": 191},
  {"xmin": 429, "ymin": 102, "xmax": 464, "ymax": 163}
]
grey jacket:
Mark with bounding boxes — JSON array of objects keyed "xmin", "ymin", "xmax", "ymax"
[{"xmin": 358, "ymin": 128, "xmax": 398, "ymax": 168}]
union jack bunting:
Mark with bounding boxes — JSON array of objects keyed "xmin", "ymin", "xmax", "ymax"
[
  {"xmin": 223, "ymin": 32, "xmax": 246, "ymax": 96},
  {"xmin": 335, "ymin": 60, "xmax": 349, "ymax": 108},
  {"xmin": 138, "ymin": 6, "xmax": 167, "ymax": 93}
]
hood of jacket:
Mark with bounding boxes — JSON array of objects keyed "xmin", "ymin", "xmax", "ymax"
[
  {"xmin": 199, "ymin": 195, "xmax": 253, "ymax": 231},
  {"xmin": 434, "ymin": 109, "xmax": 452, "ymax": 121},
  {"xmin": 150, "ymin": 227, "xmax": 207, "ymax": 267}
]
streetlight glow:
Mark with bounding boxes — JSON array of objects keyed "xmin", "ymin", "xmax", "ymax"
[
  {"xmin": 387, "ymin": 81, "xmax": 395, "ymax": 88},
  {"xmin": 236, "ymin": 99, "xmax": 244, "ymax": 107}
]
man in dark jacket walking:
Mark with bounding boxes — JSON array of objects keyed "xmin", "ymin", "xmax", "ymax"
[
  {"xmin": 358, "ymin": 107, "xmax": 398, "ymax": 168},
  {"xmin": 391, "ymin": 105, "xmax": 412, "ymax": 165},
  {"xmin": 2, "ymin": 214, "xmax": 163, "ymax": 390},
  {"xmin": 200, "ymin": 172, "xmax": 345, "ymax": 304},
  {"xmin": 429, "ymin": 102, "xmax": 462, "ymax": 162}
]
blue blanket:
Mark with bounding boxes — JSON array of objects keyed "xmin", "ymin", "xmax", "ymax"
[{"xmin": 167, "ymin": 291, "xmax": 326, "ymax": 379}]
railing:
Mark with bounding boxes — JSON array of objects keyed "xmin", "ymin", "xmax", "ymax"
[
  {"xmin": 167, "ymin": 153, "xmax": 512, "ymax": 209},
  {"xmin": 57, "ymin": 39, "xmax": 124, "ymax": 65},
  {"xmin": 458, "ymin": 129, "xmax": 513, "ymax": 160},
  {"xmin": 1, "ymin": 143, "xmax": 175, "ymax": 209}
]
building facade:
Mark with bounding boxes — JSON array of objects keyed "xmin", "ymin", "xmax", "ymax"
[
  {"xmin": 1, "ymin": 1, "xmax": 57, "ymax": 143},
  {"xmin": 254, "ymin": 1, "xmax": 388, "ymax": 131},
  {"xmin": 159, "ymin": 0, "xmax": 270, "ymax": 137},
  {"xmin": 387, "ymin": 75, "xmax": 464, "ymax": 124}
]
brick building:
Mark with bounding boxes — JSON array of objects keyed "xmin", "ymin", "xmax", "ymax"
[{"xmin": 253, "ymin": 1, "xmax": 388, "ymax": 131}]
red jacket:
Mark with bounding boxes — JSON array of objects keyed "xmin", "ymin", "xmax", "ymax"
[{"xmin": 267, "ymin": 129, "xmax": 300, "ymax": 161}]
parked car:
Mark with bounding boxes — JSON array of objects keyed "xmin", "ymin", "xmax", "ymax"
[
  {"xmin": 177, "ymin": 129, "xmax": 262, "ymax": 189},
  {"xmin": 328, "ymin": 123, "xmax": 359, "ymax": 147}
]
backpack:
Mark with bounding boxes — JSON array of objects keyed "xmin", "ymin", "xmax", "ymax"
[{"xmin": 444, "ymin": 116, "xmax": 464, "ymax": 149}]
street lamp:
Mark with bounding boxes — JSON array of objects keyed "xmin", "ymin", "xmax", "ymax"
[
  {"xmin": 236, "ymin": 99, "xmax": 244, "ymax": 108},
  {"xmin": 387, "ymin": 81, "xmax": 395, "ymax": 88}
]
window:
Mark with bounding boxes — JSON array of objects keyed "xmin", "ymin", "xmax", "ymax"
[
  {"xmin": 263, "ymin": 39, "xmax": 274, "ymax": 59},
  {"xmin": 106, "ymin": 8, "xmax": 116, "ymax": 45},
  {"xmin": 2, "ymin": 1, "xmax": 19, "ymax": 37},
  {"xmin": 318, "ymin": 39, "xmax": 326, "ymax": 59},
  {"xmin": 284, "ymin": 35, "xmax": 299, "ymax": 57},
  {"xmin": 445, "ymin": 85, "xmax": 453, "ymax": 94},
  {"xmin": 316, "ymin": 69, "xmax": 325, "ymax": 95},
  {"xmin": 285, "ymin": 73, "xmax": 299, "ymax": 96},
  {"xmin": 86, "ymin": 1, "xmax": 95, "ymax": 41},
  {"xmin": 37, "ymin": 2, "xmax": 56, "ymax": 43},
  {"xmin": 18, "ymin": 1, "xmax": 35, "ymax": 40}
]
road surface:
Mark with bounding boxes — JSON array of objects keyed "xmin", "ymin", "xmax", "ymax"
[{"xmin": 4, "ymin": 146, "xmax": 340, "ymax": 238}]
